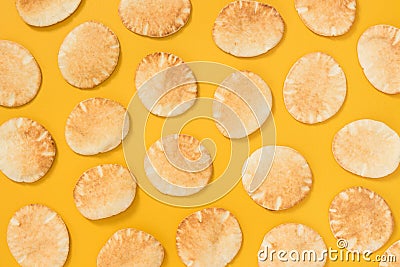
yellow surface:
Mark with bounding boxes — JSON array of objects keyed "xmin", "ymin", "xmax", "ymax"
[{"xmin": 0, "ymin": 0, "xmax": 399, "ymax": 266}]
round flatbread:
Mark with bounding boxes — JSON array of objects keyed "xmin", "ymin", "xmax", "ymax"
[
  {"xmin": 73, "ymin": 164, "xmax": 136, "ymax": 220},
  {"xmin": 357, "ymin": 24, "xmax": 400, "ymax": 94},
  {"xmin": 119, "ymin": 0, "xmax": 191, "ymax": 37},
  {"xmin": 258, "ymin": 223, "xmax": 326, "ymax": 267},
  {"xmin": 16, "ymin": 0, "xmax": 81, "ymax": 27},
  {"xmin": 295, "ymin": 0, "xmax": 356, "ymax": 36},
  {"xmin": 0, "ymin": 117, "xmax": 55, "ymax": 183},
  {"xmin": 332, "ymin": 119, "xmax": 400, "ymax": 178},
  {"xmin": 329, "ymin": 186, "xmax": 393, "ymax": 252},
  {"xmin": 144, "ymin": 134, "xmax": 213, "ymax": 196},
  {"xmin": 58, "ymin": 21, "xmax": 120, "ymax": 89},
  {"xmin": 176, "ymin": 207, "xmax": 242, "ymax": 267},
  {"xmin": 283, "ymin": 52, "xmax": 347, "ymax": 124},
  {"xmin": 135, "ymin": 52, "xmax": 197, "ymax": 117},
  {"xmin": 65, "ymin": 98, "xmax": 129, "ymax": 155},
  {"xmin": 212, "ymin": 1, "xmax": 284, "ymax": 57},
  {"xmin": 380, "ymin": 240, "xmax": 400, "ymax": 267},
  {"xmin": 97, "ymin": 228, "xmax": 164, "ymax": 267},
  {"xmin": 0, "ymin": 40, "xmax": 41, "ymax": 107},
  {"xmin": 242, "ymin": 146, "xmax": 312, "ymax": 210},
  {"xmin": 7, "ymin": 204, "xmax": 69, "ymax": 267},
  {"xmin": 213, "ymin": 70, "xmax": 273, "ymax": 138}
]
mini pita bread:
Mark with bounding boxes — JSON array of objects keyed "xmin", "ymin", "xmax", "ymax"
[
  {"xmin": 329, "ymin": 186, "xmax": 393, "ymax": 253},
  {"xmin": 0, "ymin": 117, "xmax": 56, "ymax": 183},
  {"xmin": 242, "ymin": 146, "xmax": 312, "ymax": 210},
  {"xmin": 58, "ymin": 21, "xmax": 120, "ymax": 89},
  {"xmin": 97, "ymin": 228, "xmax": 164, "ymax": 267},
  {"xmin": 212, "ymin": 1, "xmax": 284, "ymax": 57},
  {"xmin": 176, "ymin": 207, "xmax": 242, "ymax": 266},
  {"xmin": 213, "ymin": 70, "xmax": 273, "ymax": 138},
  {"xmin": 332, "ymin": 119, "xmax": 400, "ymax": 178},
  {"xmin": 258, "ymin": 223, "xmax": 326, "ymax": 267},
  {"xmin": 295, "ymin": 0, "xmax": 356, "ymax": 36},
  {"xmin": 144, "ymin": 134, "xmax": 213, "ymax": 196},
  {"xmin": 284, "ymin": 52, "xmax": 347, "ymax": 124},
  {"xmin": 73, "ymin": 164, "xmax": 136, "ymax": 220},
  {"xmin": 380, "ymin": 240, "xmax": 400, "ymax": 267},
  {"xmin": 16, "ymin": 0, "xmax": 81, "ymax": 27},
  {"xmin": 7, "ymin": 204, "xmax": 69, "ymax": 267},
  {"xmin": 0, "ymin": 40, "xmax": 41, "ymax": 107},
  {"xmin": 65, "ymin": 98, "xmax": 129, "ymax": 155},
  {"xmin": 135, "ymin": 52, "xmax": 197, "ymax": 117},
  {"xmin": 357, "ymin": 24, "xmax": 400, "ymax": 94},
  {"xmin": 119, "ymin": 0, "xmax": 191, "ymax": 37}
]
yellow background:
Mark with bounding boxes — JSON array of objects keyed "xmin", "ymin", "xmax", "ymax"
[{"xmin": 1, "ymin": 0, "xmax": 400, "ymax": 266}]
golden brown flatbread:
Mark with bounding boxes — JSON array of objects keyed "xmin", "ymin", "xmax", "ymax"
[
  {"xmin": 213, "ymin": 70, "xmax": 273, "ymax": 138},
  {"xmin": 65, "ymin": 98, "xmax": 129, "ymax": 155},
  {"xmin": 0, "ymin": 40, "xmax": 41, "ymax": 107},
  {"xmin": 242, "ymin": 146, "xmax": 312, "ymax": 210},
  {"xmin": 135, "ymin": 52, "xmax": 197, "ymax": 117},
  {"xmin": 332, "ymin": 119, "xmax": 400, "ymax": 178},
  {"xmin": 145, "ymin": 134, "xmax": 213, "ymax": 196},
  {"xmin": 283, "ymin": 52, "xmax": 346, "ymax": 124},
  {"xmin": 58, "ymin": 21, "xmax": 120, "ymax": 89},
  {"xmin": 213, "ymin": 1, "xmax": 284, "ymax": 57},
  {"xmin": 7, "ymin": 204, "xmax": 69, "ymax": 267},
  {"xmin": 119, "ymin": 0, "xmax": 191, "ymax": 37},
  {"xmin": 16, "ymin": 0, "xmax": 81, "ymax": 27},
  {"xmin": 73, "ymin": 164, "xmax": 136, "ymax": 220},
  {"xmin": 295, "ymin": 0, "xmax": 356, "ymax": 36},
  {"xmin": 258, "ymin": 223, "xmax": 326, "ymax": 267},
  {"xmin": 176, "ymin": 208, "xmax": 242, "ymax": 266},
  {"xmin": 358, "ymin": 24, "xmax": 400, "ymax": 94},
  {"xmin": 329, "ymin": 186, "xmax": 394, "ymax": 252},
  {"xmin": 97, "ymin": 228, "xmax": 164, "ymax": 267},
  {"xmin": 0, "ymin": 117, "xmax": 56, "ymax": 183}
]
